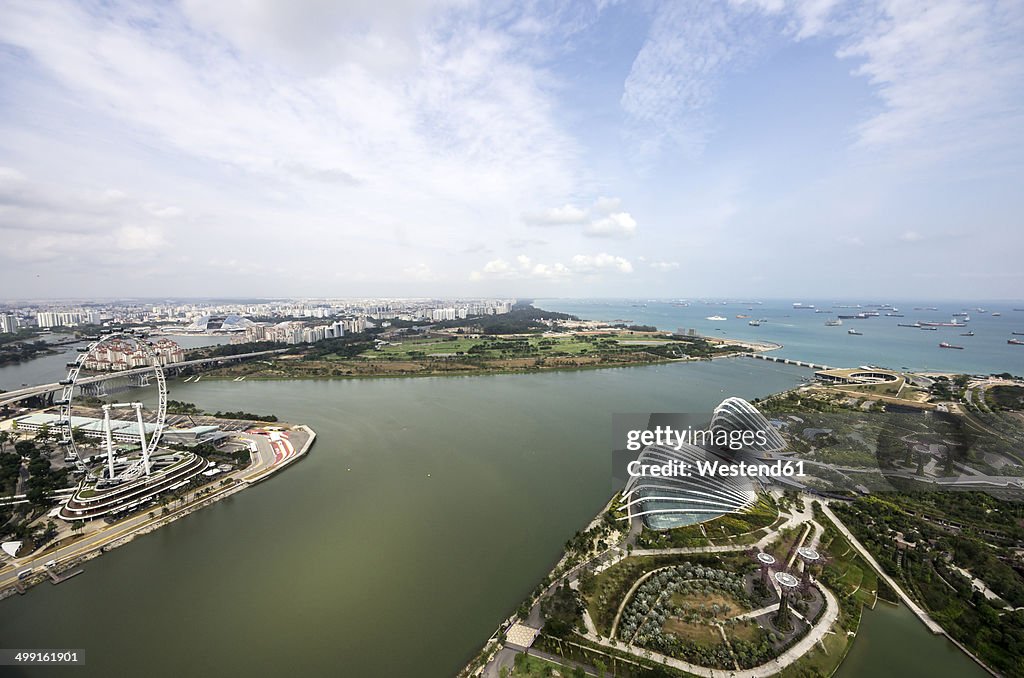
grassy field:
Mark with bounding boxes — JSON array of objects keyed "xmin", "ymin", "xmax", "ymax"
[
  {"xmin": 670, "ymin": 589, "xmax": 748, "ymax": 620},
  {"xmin": 360, "ymin": 332, "xmax": 673, "ymax": 360},
  {"xmin": 726, "ymin": 619, "xmax": 765, "ymax": 644},
  {"xmin": 662, "ymin": 618, "xmax": 726, "ymax": 645},
  {"xmin": 509, "ymin": 653, "xmax": 579, "ymax": 677},
  {"xmin": 583, "ymin": 553, "xmax": 753, "ymax": 636}
]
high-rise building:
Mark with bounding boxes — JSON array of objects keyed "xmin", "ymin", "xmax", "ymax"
[{"xmin": 0, "ymin": 313, "xmax": 17, "ymax": 333}]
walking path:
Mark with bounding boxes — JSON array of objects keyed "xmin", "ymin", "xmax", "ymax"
[
  {"xmin": 579, "ymin": 579, "xmax": 839, "ymax": 678},
  {"xmin": 479, "ymin": 497, "xmax": 837, "ymax": 678},
  {"xmin": 819, "ymin": 502, "xmax": 944, "ymax": 634}
]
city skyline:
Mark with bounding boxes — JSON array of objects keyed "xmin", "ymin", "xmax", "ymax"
[{"xmin": 1, "ymin": 1, "xmax": 1022, "ymax": 300}]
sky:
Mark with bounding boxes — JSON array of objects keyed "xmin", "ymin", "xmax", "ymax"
[{"xmin": 0, "ymin": 0, "xmax": 1022, "ymax": 300}]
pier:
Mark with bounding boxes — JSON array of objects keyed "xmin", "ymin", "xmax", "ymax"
[
  {"xmin": 749, "ymin": 354, "xmax": 833, "ymax": 370},
  {"xmin": 46, "ymin": 565, "xmax": 84, "ymax": 584}
]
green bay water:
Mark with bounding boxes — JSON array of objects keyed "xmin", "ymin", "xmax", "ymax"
[
  {"xmin": 2, "ymin": 360, "xmax": 807, "ymax": 678},
  {"xmin": 0, "ymin": 360, "xmax": 981, "ymax": 678},
  {"xmin": 835, "ymin": 603, "xmax": 988, "ymax": 678}
]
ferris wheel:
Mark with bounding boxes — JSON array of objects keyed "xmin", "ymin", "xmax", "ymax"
[{"xmin": 56, "ymin": 330, "xmax": 168, "ymax": 479}]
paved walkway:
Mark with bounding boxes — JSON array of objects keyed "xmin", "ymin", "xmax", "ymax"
[
  {"xmin": 819, "ymin": 502, "xmax": 944, "ymax": 634},
  {"xmin": 580, "ymin": 576, "xmax": 839, "ymax": 678},
  {"xmin": 479, "ymin": 497, "xmax": 836, "ymax": 678}
]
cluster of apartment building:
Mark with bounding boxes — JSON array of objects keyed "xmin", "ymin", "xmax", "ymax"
[
  {"xmin": 0, "ymin": 298, "xmax": 516, "ymax": 335},
  {"xmin": 241, "ymin": 317, "xmax": 368, "ymax": 345},
  {"xmin": 81, "ymin": 338, "xmax": 186, "ymax": 370},
  {"xmin": 0, "ymin": 309, "xmax": 105, "ymax": 332},
  {"xmin": 36, "ymin": 309, "xmax": 104, "ymax": 328}
]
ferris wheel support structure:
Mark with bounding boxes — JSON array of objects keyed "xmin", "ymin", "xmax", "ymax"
[{"xmin": 57, "ymin": 331, "xmax": 168, "ymax": 475}]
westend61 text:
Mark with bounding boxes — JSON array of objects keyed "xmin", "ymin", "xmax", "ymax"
[{"xmin": 626, "ymin": 459, "xmax": 806, "ymax": 479}]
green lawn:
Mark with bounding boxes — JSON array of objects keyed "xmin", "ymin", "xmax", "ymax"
[
  {"xmin": 508, "ymin": 653, "xmax": 568, "ymax": 677},
  {"xmin": 360, "ymin": 333, "xmax": 670, "ymax": 360}
]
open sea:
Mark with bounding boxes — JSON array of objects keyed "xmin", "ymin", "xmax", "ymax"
[{"xmin": 535, "ymin": 298, "xmax": 1024, "ymax": 375}]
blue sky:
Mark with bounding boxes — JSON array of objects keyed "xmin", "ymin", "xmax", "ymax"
[{"xmin": 0, "ymin": 0, "xmax": 1022, "ymax": 300}]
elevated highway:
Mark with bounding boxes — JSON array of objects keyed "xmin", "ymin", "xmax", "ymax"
[{"xmin": 0, "ymin": 348, "xmax": 288, "ymax": 407}]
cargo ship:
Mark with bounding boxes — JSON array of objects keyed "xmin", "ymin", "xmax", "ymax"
[
  {"xmin": 920, "ymin": 319, "xmax": 967, "ymax": 327},
  {"xmin": 898, "ymin": 322, "xmax": 921, "ymax": 328},
  {"xmin": 960, "ymin": 331, "xmax": 975, "ymax": 336},
  {"xmin": 939, "ymin": 342, "xmax": 964, "ymax": 349},
  {"xmin": 1009, "ymin": 339, "xmax": 1024, "ymax": 345},
  {"xmin": 825, "ymin": 319, "xmax": 842, "ymax": 326}
]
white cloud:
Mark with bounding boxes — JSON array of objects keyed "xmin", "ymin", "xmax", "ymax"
[
  {"xmin": 593, "ymin": 196, "xmax": 622, "ymax": 213},
  {"xmin": 471, "ymin": 252, "xmax": 632, "ymax": 280},
  {"xmin": 623, "ymin": 0, "xmax": 1024, "ymax": 159},
  {"xmin": 899, "ymin": 230, "xmax": 924, "ymax": 243},
  {"xmin": 649, "ymin": 260, "xmax": 680, "ymax": 272},
  {"xmin": 570, "ymin": 253, "xmax": 633, "ymax": 274},
  {"xmin": 523, "ymin": 204, "xmax": 590, "ymax": 226},
  {"xmin": 144, "ymin": 203, "xmax": 184, "ymax": 218},
  {"xmin": 622, "ymin": 2, "xmax": 768, "ymax": 157},
  {"xmin": 833, "ymin": 1, "xmax": 1024, "ymax": 151},
  {"xmin": 584, "ymin": 212, "xmax": 637, "ymax": 238},
  {"xmin": 524, "ymin": 197, "xmax": 638, "ymax": 238}
]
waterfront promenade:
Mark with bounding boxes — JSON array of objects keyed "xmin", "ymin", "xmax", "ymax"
[{"xmin": 0, "ymin": 424, "xmax": 315, "ymax": 595}]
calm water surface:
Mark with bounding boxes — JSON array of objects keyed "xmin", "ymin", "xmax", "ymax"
[
  {"xmin": 2, "ymin": 360, "xmax": 809, "ymax": 677},
  {"xmin": 835, "ymin": 603, "xmax": 988, "ymax": 678},
  {"xmin": 536, "ymin": 298, "xmax": 1024, "ymax": 375}
]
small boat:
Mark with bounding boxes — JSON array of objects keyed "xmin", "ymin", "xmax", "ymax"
[
  {"xmin": 1013, "ymin": 332, "xmax": 1024, "ymax": 336},
  {"xmin": 1010, "ymin": 339, "xmax": 1024, "ymax": 345},
  {"xmin": 706, "ymin": 315, "xmax": 727, "ymax": 321},
  {"xmin": 960, "ymin": 331, "xmax": 974, "ymax": 336},
  {"xmin": 920, "ymin": 326, "xmax": 938, "ymax": 331},
  {"xmin": 898, "ymin": 323, "xmax": 921, "ymax": 328},
  {"xmin": 825, "ymin": 319, "xmax": 842, "ymax": 326},
  {"xmin": 992, "ymin": 312, "xmax": 1002, "ymax": 317},
  {"xmin": 885, "ymin": 313, "xmax": 905, "ymax": 317},
  {"xmin": 748, "ymin": 320, "xmax": 761, "ymax": 326},
  {"xmin": 736, "ymin": 314, "xmax": 750, "ymax": 319},
  {"xmin": 939, "ymin": 342, "xmax": 964, "ymax": 349},
  {"xmin": 848, "ymin": 329, "xmax": 862, "ymax": 335}
]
